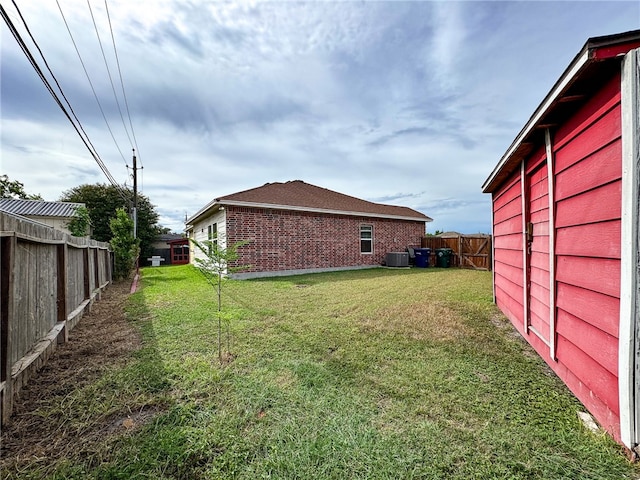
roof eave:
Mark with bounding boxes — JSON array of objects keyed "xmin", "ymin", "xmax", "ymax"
[
  {"xmin": 216, "ymin": 200, "xmax": 431, "ymax": 223},
  {"xmin": 483, "ymin": 30, "xmax": 640, "ymax": 194},
  {"xmin": 185, "ymin": 199, "xmax": 222, "ymax": 226},
  {"xmin": 481, "ymin": 45, "xmax": 592, "ymax": 193}
]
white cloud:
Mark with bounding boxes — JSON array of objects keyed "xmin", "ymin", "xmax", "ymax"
[{"xmin": 2, "ymin": 1, "xmax": 639, "ymax": 233}]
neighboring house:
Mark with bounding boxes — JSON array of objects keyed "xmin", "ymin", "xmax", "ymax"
[
  {"xmin": 482, "ymin": 30, "xmax": 640, "ymax": 450},
  {"xmin": 148, "ymin": 233, "xmax": 190, "ymax": 266},
  {"xmin": 0, "ymin": 198, "xmax": 86, "ymax": 236},
  {"xmin": 186, "ymin": 180, "xmax": 431, "ymax": 278}
]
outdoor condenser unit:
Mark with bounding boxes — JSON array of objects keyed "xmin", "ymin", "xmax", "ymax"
[{"xmin": 385, "ymin": 252, "xmax": 409, "ymax": 267}]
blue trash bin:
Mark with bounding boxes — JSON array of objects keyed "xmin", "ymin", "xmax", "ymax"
[{"xmin": 414, "ymin": 248, "xmax": 431, "ymax": 268}]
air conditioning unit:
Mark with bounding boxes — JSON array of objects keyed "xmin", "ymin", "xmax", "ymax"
[{"xmin": 385, "ymin": 252, "xmax": 409, "ymax": 267}]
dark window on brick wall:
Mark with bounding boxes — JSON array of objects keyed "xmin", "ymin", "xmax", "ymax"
[{"xmin": 360, "ymin": 224, "xmax": 373, "ymax": 254}]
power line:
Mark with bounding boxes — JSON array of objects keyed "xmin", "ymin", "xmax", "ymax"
[
  {"xmin": 1, "ymin": 2, "xmax": 129, "ymax": 203},
  {"xmin": 9, "ymin": 1, "xmax": 106, "ymax": 180},
  {"xmin": 86, "ymin": 0, "xmax": 133, "ymax": 149},
  {"xmin": 105, "ymin": 0, "xmax": 143, "ymax": 168},
  {"xmin": 55, "ymin": 0, "xmax": 129, "ymax": 168}
]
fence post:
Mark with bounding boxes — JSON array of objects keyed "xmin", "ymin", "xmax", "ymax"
[
  {"xmin": 1, "ymin": 234, "xmax": 16, "ymax": 425},
  {"xmin": 83, "ymin": 247, "xmax": 90, "ymax": 301},
  {"xmin": 56, "ymin": 243, "xmax": 68, "ymax": 343},
  {"xmin": 93, "ymin": 248, "xmax": 99, "ymax": 291}
]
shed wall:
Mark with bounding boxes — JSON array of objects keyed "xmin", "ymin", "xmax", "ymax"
[
  {"xmin": 493, "ymin": 170, "xmax": 524, "ymax": 326},
  {"xmin": 491, "ymin": 71, "xmax": 623, "ymax": 441},
  {"xmin": 552, "ymin": 72, "xmax": 622, "ymax": 438},
  {"xmin": 224, "ymin": 207, "xmax": 424, "ymax": 274}
]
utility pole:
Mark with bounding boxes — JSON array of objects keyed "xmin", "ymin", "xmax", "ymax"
[{"xmin": 132, "ymin": 149, "xmax": 138, "ymax": 240}]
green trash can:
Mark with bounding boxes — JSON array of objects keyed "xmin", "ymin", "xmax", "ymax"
[{"xmin": 435, "ymin": 248, "xmax": 453, "ymax": 268}]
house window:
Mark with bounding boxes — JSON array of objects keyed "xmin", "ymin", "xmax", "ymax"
[
  {"xmin": 208, "ymin": 223, "xmax": 217, "ymax": 254},
  {"xmin": 360, "ymin": 224, "xmax": 373, "ymax": 254}
]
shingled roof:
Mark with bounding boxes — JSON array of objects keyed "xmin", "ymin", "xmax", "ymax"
[
  {"xmin": 188, "ymin": 180, "xmax": 431, "ymax": 224},
  {"xmin": 0, "ymin": 198, "xmax": 84, "ymax": 218}
]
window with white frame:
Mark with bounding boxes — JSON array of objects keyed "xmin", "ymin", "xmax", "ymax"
[
  {"xmin": 360, "ymin": 224, "xmax": 373, "ymax": 254},
  {"xmin": 208, "ymin": 223, "xmax": 217, "ymax": 254}
]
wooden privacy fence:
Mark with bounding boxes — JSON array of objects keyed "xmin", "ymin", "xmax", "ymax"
[
  {"xmin": 0, "ymin": 212, "xmax": 112, "ymax": 427},
  {"xmin": 421, "ymin": 234, "xmax": 492, "ymax": 270}
]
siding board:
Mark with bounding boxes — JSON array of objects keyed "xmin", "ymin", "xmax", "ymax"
[
  {"xmin": 556, "ymin": 256, "xmax": 620, "ymax": 298},
  {"xmin": 493, "ymin": 215, "xmax": 523, "ymax": 237},
  {"xmin": 494, "ymin": 260, "xmax": 524, "ymax": 286},
  {"xmin": 555, "ymin": 141, "xmax": 621, "ymax": 201},
  {"xmin": 556, "ymin": 334, "xmax": 619, "ymax": 417},
  {"xmin": 494, "ymin": 249, "xmax": 524, "ymax": 268},
  {"xmin": 554, "ymin": 72, "xmax": 621, "ymax": 154},
  {"xmin": 493, "ymin": 197, "xmax": 523, "ymax": 224},
  {"xmin": 556, "ymin": 220, "xmax": 621, "ymax": 259},
  {"xmin": 554, "ymin": 106, "xmax": 621, "ymax": 170},
  {"xmin": 495, "ymin": 272, "xmax": 524, "ymax": 299},
  {"xmin": 555, "ymin": 181, "xmax": 621, "ymax": 228},
  {"xmin": 556, "ymin": 309, "xmax": 618, "ymax": 376},
  {"xmin": 556, "ymin": 283, "xmax": 619, "ymax": 338},
  {"xmin": 494, "ymin": 233, "xmax": 523, "ymax": 250}
]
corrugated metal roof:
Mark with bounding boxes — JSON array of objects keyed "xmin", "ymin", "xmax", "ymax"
[
  {"xmin": 188, "ymin": 180, "xmax": 432, "ymax": 225},
  {"xmin": 0, "ymin": 198, "xmax": 84, "ymax": 218}
]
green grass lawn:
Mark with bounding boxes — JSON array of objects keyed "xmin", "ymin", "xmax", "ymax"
[{"xmin": 8, "ymin": 265, "xmax": 639, "ymax": 479}]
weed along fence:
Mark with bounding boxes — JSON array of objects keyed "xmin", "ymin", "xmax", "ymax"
[
  {"xmin": 0, "ymin": 212, "xmax": 112, "ymax": 428},
  {"xmin": 421, "ymin": 234, "xmax": 492, "ymax": 270}
]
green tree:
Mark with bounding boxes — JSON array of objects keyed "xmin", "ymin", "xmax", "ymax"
[
  {"xmin": 110, "ymin": 208, "xmax": 139, "ymax": 280},
  {"xmin": 59, "ymin": 184, "xmax": 160, "ymax": 260},
  {"xmin": 190, "ymin": 234, "xmax": 249, "ymax": 363},
  {"xmin": 66, "ymin": 206, "xmax": 91, "ymax": 237},
  {"xmin": 0, "ymin": 175, "xmax": 43, "ymax": 200}
]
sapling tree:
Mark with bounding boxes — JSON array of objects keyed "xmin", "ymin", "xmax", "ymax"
[
  {"xmin": 190, "ymin": 234, "xmax": 248, "ymax": 363},
  {"xmin": 110, "ymin": 208, "xmax": 140, "ymax": 280}
]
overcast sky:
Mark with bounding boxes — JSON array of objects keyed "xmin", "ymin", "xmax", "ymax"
[{"xmin": 2, "ymin": 1, "xmax": 639, "ymax": 234}]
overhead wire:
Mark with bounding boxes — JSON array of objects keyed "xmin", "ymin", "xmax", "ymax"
[
  {"xmin": 1, "ymin": 2, "xmax": 129, "ymax": 204},
  {"xmin": 55, "ymin": 0, "xmax": 129, "ymax": 168},
  {"xmin": 8, "ymin": 0, "xmax": 116, "ymax": 187},
  {"xmin": 105, "ymin": 0, "xmax": 143, "ymax": 169},
  {"xmin": 86, "ymin": 0, "xmax": 133, "ymax": 150}
]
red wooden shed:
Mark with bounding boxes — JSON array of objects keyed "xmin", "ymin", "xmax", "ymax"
[{"xmin": 482, "ymin": 30, "xmax": 640, "ymax": 452}]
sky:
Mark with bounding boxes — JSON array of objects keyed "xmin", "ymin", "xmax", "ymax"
[{"xmin": 2, "ymin": 1, "xmax": 639, "ymax": 234}]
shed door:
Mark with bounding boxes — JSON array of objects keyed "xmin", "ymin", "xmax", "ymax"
[{"xmin": 525, "ymin": 161, "xmax": 551, "ymax": 348}]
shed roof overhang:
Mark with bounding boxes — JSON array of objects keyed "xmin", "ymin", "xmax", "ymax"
[{"xmin": 482, "ymin": 29, "xmax": 640, "ymax": 194}]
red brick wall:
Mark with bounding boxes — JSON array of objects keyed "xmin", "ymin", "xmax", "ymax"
[{"xmin": 225, "ymin": 206, "xmax": 424, "ymax": 274}]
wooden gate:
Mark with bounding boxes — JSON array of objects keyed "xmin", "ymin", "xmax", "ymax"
[
  {"xmin": 422, "ymin": 234, "xmax": 492, "ymax": 270},
  {"xmin": 458, "ymin": 235, "xmax": 492, "ymax": 270}
]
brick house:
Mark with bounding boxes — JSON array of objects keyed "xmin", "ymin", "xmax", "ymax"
[{"xmin": 185, "ymin": 180, "xmax": 431, "ymax": 278}]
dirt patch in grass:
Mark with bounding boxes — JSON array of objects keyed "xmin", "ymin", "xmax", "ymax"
[{"xmin": 0, "ymin": 280, "xmax": 145, "ymax": 468}]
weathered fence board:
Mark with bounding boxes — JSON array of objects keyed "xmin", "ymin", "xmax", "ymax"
[{"xmin": 0, "ymin": 212, "xmax": 112, "ymax": 430}]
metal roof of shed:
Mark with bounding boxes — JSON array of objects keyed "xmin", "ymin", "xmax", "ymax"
[{"xmin": 0, "ymin": 198, "xmax": 84, "ymax": 218}]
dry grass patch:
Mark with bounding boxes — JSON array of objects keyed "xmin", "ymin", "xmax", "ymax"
[
  {"xmin": 360, "ymin": 300, "xmax": 472, "ymax": 342},
  {"xmin": 0, "ymin": 281, "xmax": 161, "ymax": 473}
]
